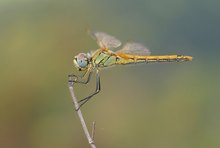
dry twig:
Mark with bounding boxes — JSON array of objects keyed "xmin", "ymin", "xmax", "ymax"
[{"xmin": 68, "ymin": 80, "xmax": 96, "ymax": 148}]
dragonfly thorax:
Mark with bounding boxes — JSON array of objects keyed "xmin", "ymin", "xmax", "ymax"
[{"xmin": 73, "ymin": 53, "xmax": 91, "ymax": 71}]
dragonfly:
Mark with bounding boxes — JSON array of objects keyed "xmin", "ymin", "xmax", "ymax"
[{"xmin": 69, "ymin": 31, "xmax": 192, "ymax": 110}]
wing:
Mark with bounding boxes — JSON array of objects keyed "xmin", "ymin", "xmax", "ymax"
[
  {"xmin": 90, "ymin": 31, "xmax": 122, "ymax": 49},
  {"xmin": 116, "ymin": 42, "xmax": 151, "ymax": 56}
]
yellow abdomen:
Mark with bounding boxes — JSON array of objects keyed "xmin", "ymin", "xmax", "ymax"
[{"xmin": 115, "ymin": 53, "xmax": 192, "ymax": 65}]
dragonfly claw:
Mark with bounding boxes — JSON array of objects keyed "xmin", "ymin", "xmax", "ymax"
[
  {"xmin": 68, "ymin": 74, "xmax": 78, "ymax": 83},
  {"xmin": 75, "ymin": 106, "xmax": 80, "ymax": 111}
]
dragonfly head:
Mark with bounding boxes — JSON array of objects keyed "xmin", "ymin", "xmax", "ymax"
[{"xmin": 73, "ymin": 53, "xmax": 90, "ymax": 71}]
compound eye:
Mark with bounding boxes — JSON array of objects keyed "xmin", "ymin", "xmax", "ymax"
[{"xmin": 77, "ymin": 58, "xmax": 88, "ymax": 68}]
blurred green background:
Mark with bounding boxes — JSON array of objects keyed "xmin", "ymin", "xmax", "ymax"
[{"xmin": 0, "ymin": 0, "xmax": 219, "ymax": 148}]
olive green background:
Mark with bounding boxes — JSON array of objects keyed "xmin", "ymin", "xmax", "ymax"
[{"xmin": 0, "ymin": 0, "xmax": 219, "ymax": 148}]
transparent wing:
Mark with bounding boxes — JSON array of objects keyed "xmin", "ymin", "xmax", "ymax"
[
  {"xmin": 116, "ymin": 42, "xmax": 151, "ymax": 56},
  {"xmin": 91, "ymin": 31, "xmax": 122, "ymax": 49}
]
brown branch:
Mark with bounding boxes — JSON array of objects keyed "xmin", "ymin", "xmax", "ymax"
[{"xmin": 68, "ymin": 81, "xmax": 96, "ymax": 148}]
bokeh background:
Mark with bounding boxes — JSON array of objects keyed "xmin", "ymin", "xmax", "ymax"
[{"xmin": 0, "ymin": 0, "xmax": 219, "ymax": 148}]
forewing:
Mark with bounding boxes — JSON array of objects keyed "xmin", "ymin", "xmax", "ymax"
[
  {"xmin": 91, "ymin": 32, "xmax": 122, "ymax": 49},
  {"xmin": 116, "ymin": 42, "xmax": 151, "ymax": 56}
]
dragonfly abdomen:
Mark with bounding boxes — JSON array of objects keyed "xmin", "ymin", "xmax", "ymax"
[
  {"xmin": 145, "ymin": 55, "xmax": 192, "ymax": 62},
  {"xmin": 115, "ymin": 54, "xmax": 192, "ymax": 65}
]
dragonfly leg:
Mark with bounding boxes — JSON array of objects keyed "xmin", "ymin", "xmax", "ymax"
[
  {"xmin": 68, "ymin": 67, "xmax": 93, "ymax": 84},
  {"xmin": 76, "ymin": 69, "xmax": 101, "ymax": 111}
]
